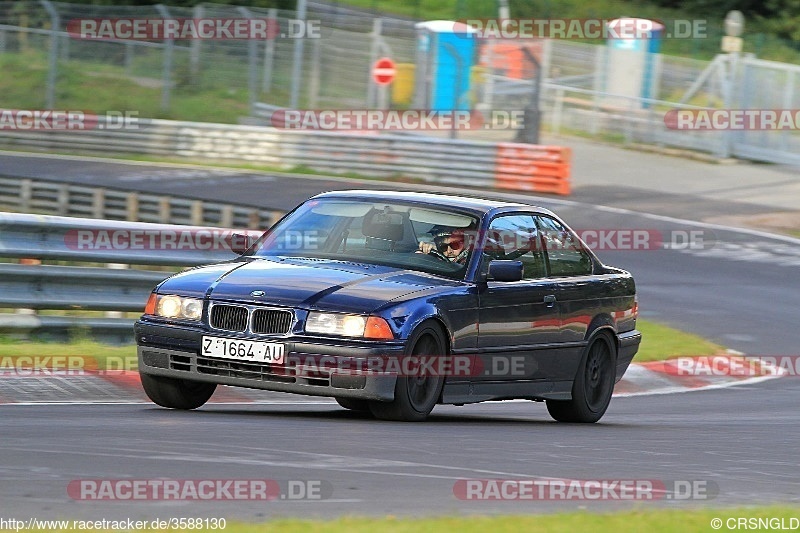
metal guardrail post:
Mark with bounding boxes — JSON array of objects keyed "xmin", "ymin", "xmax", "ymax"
[
  {"xmin": 158, "ymin": 197, "xmax": 171, "ymax": 223},
  {"xmin": 57, "ymin": 184, "xmax": 69, "ymax": 215},
  {"xmin": 191, "ymin": 200, "xmax": 203, "ymax": 225},
  {"xmin": 104, "ymin": 263, "xmax": 129, "ymax": 318},
  {"xmin": 14, "ymin": 258, "xmax": 41, "ymax": 318},
  {"xmin": 39, "ymin": 0, "xmax": 60, "ymax": 109},
  {"xmin": 126, "ymin": 192, "xmax": 139, "ymax": 221},
  {"xmin": 92, "ymin": 189, "xmax": 105, "ymax": 218},
  {"xmin": 221, "ymin": 205, "xmax": 234, "ymax": 228},
  {"xmin": 249, "ymin": 210, "xmax": 260, "ymax": 229},
  {"xmin": 20, "ymin": 179, "xmax": 32, "ymax": 212}
]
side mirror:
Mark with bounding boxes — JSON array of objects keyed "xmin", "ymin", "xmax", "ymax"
[
  {"xmin": 230, "ymin": 233, "xmax": 256, "ymax": 255},
  {"xmin": 487, "ymin": 260, "xmax": 524, "ymax": 282}
]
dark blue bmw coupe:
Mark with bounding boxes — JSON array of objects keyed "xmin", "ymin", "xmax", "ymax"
[{"xmin": 136, "ymin": 190, "xmax": 641, "ymax": 422}]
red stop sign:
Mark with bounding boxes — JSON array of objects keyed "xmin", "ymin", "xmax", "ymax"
[{"xmin": 372, "ymin": 57, "xmax": 396, "ymax": 85}]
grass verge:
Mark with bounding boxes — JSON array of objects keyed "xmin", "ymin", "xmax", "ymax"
[
  {"xmin": 4, "ymin": 507, "xmax": 799, "ymax": 532},
  {"xmin": 634, "ymin": 319, "xmax": 725, "ymax": 362},
  {"xmin": 0, "ymin": 337, "xmax": 136, "ymax": 371}
]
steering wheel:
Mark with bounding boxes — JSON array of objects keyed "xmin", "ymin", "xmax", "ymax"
[{"xmin": 427, "ymin": 248, "xmax": 451, "ymax": 262}]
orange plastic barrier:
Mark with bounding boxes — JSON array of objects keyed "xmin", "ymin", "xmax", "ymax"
[{"xmin": 494, "ymin": 143, "xmax": 572, "ymax": 195}]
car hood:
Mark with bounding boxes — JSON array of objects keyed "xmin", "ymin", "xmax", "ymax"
[{"xmin": 158, "ymin": 257, "xmax": 457, "ymax": 313}]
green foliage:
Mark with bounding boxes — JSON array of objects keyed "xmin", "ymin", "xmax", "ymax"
[
  {"xmin": 635, "ymin": 319, "xmax": 724, "ymax": 362},
  {"xmin": 757, "ymin": 0, "xmax": 800, "ymax": 42},
  {"xmin": 8, "ymin": 507, "xmax": 800, "ymax": 533},
  {"xmin": 341, "ymin": 0, "xmax": 800, "ymax": 61},
  {"xmin": 0, "ymin": 48, "xmax": 252, "ymax": 122}
]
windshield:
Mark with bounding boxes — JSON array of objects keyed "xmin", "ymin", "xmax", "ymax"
[{"xmin": 250, "ymin": 198, "xmax": 480, "ymax": 279}]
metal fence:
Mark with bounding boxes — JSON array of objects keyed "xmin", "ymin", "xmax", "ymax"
[
  {"xmin": 540, "ymin": 83, "xmax": 727, "ymax": 156},
  {"xmin": 0, "ymin": 212, "xmax": 258, "ymax": 343},
  {"xmin": 0, "ymin": 0, "xmax": 729, "ymax": 119},
  {"xmin": 0, "ymin": 0, "xmax": 417, "ymax": 115},
  {"xmin": 3, "ymin": 1, "xmax": 800, "ymax": 165},
  {"xmin": 481, "ymin": 41, "xmax": 800, "ymax": 162},
  {"xmin": 730, "ymin": 57, "xmax": 800, "ymax": 165}
]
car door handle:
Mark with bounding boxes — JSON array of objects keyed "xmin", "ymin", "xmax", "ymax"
[{"xmin": 543, "ymin": 295, "xmax": 557, "ymax": 307}]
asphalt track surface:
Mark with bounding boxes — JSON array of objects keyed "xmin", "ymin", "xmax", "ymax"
[
  {"xmin": 1, "ymin": 152, "xmax": 799, "ymax": 520},
  {"xmin": 1, "ymin": 378, "xmax": 799, "ymax": 520}
]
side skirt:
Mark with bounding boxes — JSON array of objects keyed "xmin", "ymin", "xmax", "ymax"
[{"xmin": 441, "ymin": 379, "xmax": 573, "ymax": 404}]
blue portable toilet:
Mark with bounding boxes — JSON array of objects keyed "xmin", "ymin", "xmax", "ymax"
[
  {"xmin": 603, "ymin": 18, "xmax": 664, "ymax": 107},
  {"xmin": 413, "ymin": 21, "xmax": 477, "ymax": 111}
]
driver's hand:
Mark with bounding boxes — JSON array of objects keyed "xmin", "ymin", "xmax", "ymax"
[{"xmin": 418, "ymin": 241, "xmax": 435, "ymax": 254}]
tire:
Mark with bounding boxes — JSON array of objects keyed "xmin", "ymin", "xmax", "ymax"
[
  {"xmin": 546, "ymin": 333, "xmax": 616, "ymax": 423},
  {"xmin": 335, "ymin": 397, "xmax": 371, "ymax": 412},
  {"xmin": 140, "ymin": 373, "xmax": 217, "ymax": 410},
  {"xmin": 369, "ymin": 321, "xmax": 446, "ymax": 422}
]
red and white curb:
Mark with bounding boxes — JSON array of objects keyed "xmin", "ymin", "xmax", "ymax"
[
  {"xmin": 0, "ymin": 355, "xmax": 786, "ymax": 405},
  {"xmin": 614, "ymin": 353, "xmax": 786, "ymax": 396}
]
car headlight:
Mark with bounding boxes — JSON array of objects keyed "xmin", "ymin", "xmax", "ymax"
[
  {"xmin": 145, "ymin": 294, "xmax": 204, "ymax": 321},
  {"xmin": 305, "ymin": 312, "xmax": 394, "ymax": 340}
]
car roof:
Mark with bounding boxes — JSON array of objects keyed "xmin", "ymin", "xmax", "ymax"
[{"xmin": 311, "ymin": 189, "xmax": 553, "ymax": 217}]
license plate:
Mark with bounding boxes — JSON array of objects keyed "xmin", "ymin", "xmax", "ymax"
[{"xmin": 201, "ymin": 336, "xmax": 285, "ymax": 364}]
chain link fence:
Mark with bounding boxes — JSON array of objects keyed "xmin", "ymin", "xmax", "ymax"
[
  {"xmin": 0, "ymin": 1, "xmax": 711, "ymax": 116},
  {"xmin": 1, "ymin": 1, "xmax": 800, "ymax": 163},
  {"xmin": 0, "ymin": 0, "xmax": 417, "ymax": 119}
]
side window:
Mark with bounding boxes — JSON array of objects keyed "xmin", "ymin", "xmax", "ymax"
[
  {"xmin": 483, "ymin": 215, "xmax": 546, "ymax": 279},
  {"xmin": 535, "ymin": 216, "xmax": 593, "ymax": 277}
]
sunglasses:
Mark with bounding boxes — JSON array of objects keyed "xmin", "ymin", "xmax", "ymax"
[{"xmin": 436, "ymin": 238, "xmax": 464, "ymax": 253}]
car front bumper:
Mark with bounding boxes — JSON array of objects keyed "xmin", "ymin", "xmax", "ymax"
[{"xmin": 135, "ymin": 320, "xmax": 405, "ymax": 402}]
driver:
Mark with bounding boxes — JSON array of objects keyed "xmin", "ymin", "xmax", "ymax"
[{"xmin": 417, "ymin": 225, "xmax": 472, "ymax": 264}]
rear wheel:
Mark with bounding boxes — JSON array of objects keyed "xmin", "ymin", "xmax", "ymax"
[
  {"xmin": 335, "ymin": 397, "xmax": 371, "ymax": 412},
  {"xmin": 369, "ymin": 321, "xmax": 446, "ymax": 422},
  {"xmin": 546, "ymin": 334, "xmax": 616, "ymax": 423},
  {"xmin": 140, "ymin": 374, "xmax": 216, "ymax": 410}
]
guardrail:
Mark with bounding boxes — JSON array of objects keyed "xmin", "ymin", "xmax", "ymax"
[
  {"xmin": 0, "ymin": 212, "xmax": 257, "ymax": 265},
  {"xmin": 0, "ymin": 212, "xmax": 261, "ymax": 344},
  {"xmin": 0, "ymin": 117, "xmax": 572, "ymax": 195},
  {"xmin": 0, "ymin": 176, "xmax": 282, "ymax": 229}
]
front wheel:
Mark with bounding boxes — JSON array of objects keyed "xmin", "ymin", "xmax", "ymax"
[
  {"xmin": 369, "ymin": 321, "xmax": 446, "ymax": 422},
  {"xmin": 140, "ymin": 374, "xmax": 216, "ymax": 410},
  {"xmin": 546, "ymin": 334, "xmax": 616, "ymax": 423}
]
